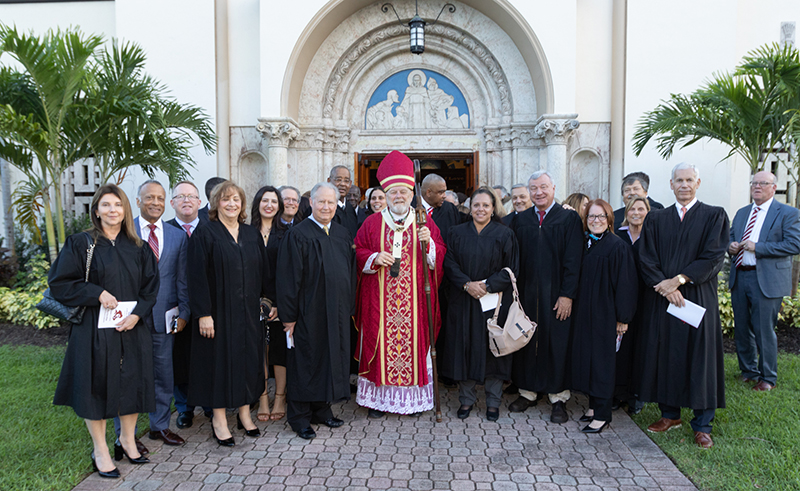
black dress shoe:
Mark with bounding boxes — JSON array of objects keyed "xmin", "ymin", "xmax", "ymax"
[
  {"xmin": 176, "ymin": 411, "xmax": 194, "ymax": 429},
  {"xmin": 296, "ymin": 427, "xmax": 317, "ymax": 439},
  {"xmin": 212, "ymin": 426, "xmax": 235, "ymax": 447},
  {"xmin": 91, "ymin": 452, "xmax": 120, "ymax": 479},
  {"xmin": 135, "ymin": 437, "xmax": 149, "ymax": 456},
  {"xmin": 457, "ymin": 405, "xmax": 473, "ymax": 419},
  {"xmin": 550, "ymin": 401, "xmax": 568, "ymax": 424},
  {"xmin": 486, "ymin": 407, "xmax": 499, "ymax": 422},
  {"xmin": 311, "ymin": 417, "xmax": 344, "ymax": 428},
  {"xmin": 236, "ymin": 415, "xmax": 261, "ymax": 437},
  {"xmin": 579, "ymin": 413, "xmax": 593, "ymax": 422},
  {"xmin": 508, "ymin": 396, "xmax": 536, "ymax": 413},
  {"xmin": 114, "ymin": 443, "xmax": 150, "ymax": 464},
  {"xmin": 368, "ymin": 409, "xmax": 385, "ymax": 419},
  {"xmin": 581, "ymin": 421, "xmax": 609, "ymax": 433}
]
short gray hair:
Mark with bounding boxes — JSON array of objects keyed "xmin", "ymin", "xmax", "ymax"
[
  {"xmin": 671, "ymin": 162, "xmax": 700, "ymax": 180},
  {"xmin": 510, "ymin": 183, "xmax": 527, "ymax": 191},
  {"xmin": 422, "ymin": 173, "xmax": 446, "ymax": 191},
  {"xmin": 528, "ymin": 170, "xmax": 553, "ymax": 185},
  {"xmin": 329, "ymin": 165, "xmax": 351, "ymax": 180},
  {"xmin": 621, "ymin": 175, "xmax": 649, "ymax": 195},
  {"xmin": 310, "ymin": 182, "xmax": 339, "ymax": 201},
  {"xmin": 138, "ymin": 179, "xmax": 164, "ymax": 196},
  {"xmin": 278, "ymin": 185, "xmax": 300, "ymax": 199},
  {"xmin": 445, "ymin": 190, "xmax": 459, "ymax": 205},
  {"xmin": 492, "ymin": 185, "xmax": 509, "ymax": 197}
]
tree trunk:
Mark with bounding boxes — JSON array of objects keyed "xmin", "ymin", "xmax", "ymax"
[
  {"xmin": 0, "ymin": 158, "xmax": 16, "ymax": 258},
  {"xmin": 41, "ymin": 190, "xmax": 58, "ymax": 262},
  {"xmin": 53, "ymin": 173, "xmax": 66, "ymax": 247}
]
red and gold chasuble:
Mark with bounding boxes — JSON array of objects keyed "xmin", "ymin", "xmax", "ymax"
[{"xmin": 355, "ymin": 210, "xmax": 445, "ymax": 387}]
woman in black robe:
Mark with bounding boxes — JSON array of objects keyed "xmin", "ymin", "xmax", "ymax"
[
  {"xmin": 188, "ymin": 181, "xmax": 269, "ymax": 445},
  {"xmin": 570, "ymin": 199, "xmax": 638, "ymax": 433},
  {"xmin": 250, "ymin": 185, "xmax": 289, "ymax": 422},
  {"xmin": 50, "ymin": 184, "xmax": 159, "ymax": 477},
  {"xmin": 441, "ymin": 187, "xmax": 519, "ymax": 422}
]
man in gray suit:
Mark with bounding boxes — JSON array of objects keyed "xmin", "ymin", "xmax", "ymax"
[
  {"xmin": 729, "ymin": 171, "xmax": 800, "ymax": 391},
  {"xmin": 132, "ymin": 180, "xmax": 191, "ymax": 446}
]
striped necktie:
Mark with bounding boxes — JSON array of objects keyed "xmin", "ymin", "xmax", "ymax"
[
  {"xmin": 735, "ymin": 206, "xmax": 760, "ymax": 268},
  {"xmin": 147, "ymin": 223, "xmax": 159, "ymax": 261}
]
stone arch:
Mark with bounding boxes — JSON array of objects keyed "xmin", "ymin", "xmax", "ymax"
[
  {"xmin": 569, "ymin": 148, "xmax": 602, "ymax": 198},
  {"xmin": 281, "ymin": 0, "xmax": 553, "ymax": 121}
]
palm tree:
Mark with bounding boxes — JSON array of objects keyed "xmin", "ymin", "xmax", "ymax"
[
  {"xmin": 633, "ymin": 43, "xmax": 800, "ymax": 173},
  {"xmin": 0, "ymin": 25, "xmax": 102, "ymax": 259}
]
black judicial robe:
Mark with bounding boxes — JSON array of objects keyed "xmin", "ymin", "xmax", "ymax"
[
  {"xmin": 277, "ymin": 219, "xmax": 356, "ymax": 403},
  {"xmin": 333, "ymin": 201, "xmax": 359, "ymax": 240},
  {"xmin": 569, "ymin": 232, "xmax": 638, "ymax": 400},
  {"xmin": 440, "ymin": 221, "xmax": 519, "ymax": 382},
  {"xmin": 265, "ymin": 226, "xmax": 289, "ymax": 366},
  {"xmin": 187, "ymin": 221, "xmax": 268, "ymax": 408},
  {"xmin": 430, "ymin": 200, "xmax": 468, "ymax": 244},
  {"xmin": 634, "ymin": 202, "xmax": 729, "ymax": 409},
  {"xmin": 51, "ymin": 232, "xmax": 159, "ymax": 419},
  {"xmin": 166, "ymin": 215, "xmax": 208, "ymax": 386},
  {"xmin": 614, "ymin": 236, "xmax": 644, "ymax": 399},
  {"xmin": 509, "ymin": 204, "xmax": 584, "ymax": 394}
]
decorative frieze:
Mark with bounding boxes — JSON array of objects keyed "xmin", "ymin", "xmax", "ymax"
[
  {"xmin": 533, "ymin": 115, "xmax": 580, "ymax": 145},
  {"xmin": 256, "ymin": 118, "xmax": 300, "ymax": 147}
]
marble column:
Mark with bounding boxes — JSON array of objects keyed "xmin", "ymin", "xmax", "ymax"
[
  {"xmin": 534, "ymin": 114, "xmax": 580, "ymax": 201},
  {"xmin": 256, "ymin": 118, "xmax": 299, "ymax": 185}
]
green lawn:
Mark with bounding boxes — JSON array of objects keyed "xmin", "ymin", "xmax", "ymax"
[
  {"xmin": 0, "ymin": 345, "xmax": 148, "ymax": 491},
  {"xmin": 631, "ymin": 354, "xmax": 800, "ymax": 491}
]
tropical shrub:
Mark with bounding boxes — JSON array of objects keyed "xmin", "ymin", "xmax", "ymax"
[{"xmin": 0, "ymin": 253, "xmax": 60, "ymax": 328}]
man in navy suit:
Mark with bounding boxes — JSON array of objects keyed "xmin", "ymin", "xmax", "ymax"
[
  {"xmin": 132, "ymin": 180, "xmax": 190, "ymax": 446},
  {"xmin": 729, "ymin": 171, "xmax": 800, "ymax": 391}
]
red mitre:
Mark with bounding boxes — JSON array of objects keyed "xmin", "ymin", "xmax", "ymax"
[{"xmin": 377, "ymin": 150, "xmax": 415, "ymax": 191}]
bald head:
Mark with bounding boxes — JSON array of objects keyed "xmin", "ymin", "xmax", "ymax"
[
  {"xmin": 751, "ymin": 170, "xmax": 777, "ymax": 206},
  {"xmin": 421, "ymin": 174, "xmax": 447, "ymax": 208}
]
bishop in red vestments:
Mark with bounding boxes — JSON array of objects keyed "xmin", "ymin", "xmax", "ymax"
[{"xmin": 355, "ymin": 151, "xmax": 446, "ymax": 418}]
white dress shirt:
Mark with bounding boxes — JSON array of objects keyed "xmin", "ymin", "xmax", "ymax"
[
  {"xmin": 674, "ymin": 197, "xmax": 698, "ymax": 220},
  {"xmin": 174, "ymin": 216, "xmax": 200, "ymax": 236},
  {"xmin": 741, "ymin": 197, "xmax": 773, "ymax": 266},
  {"xmin": 138, "ymin": 217, "xmax": 164, "ymax": 258}
]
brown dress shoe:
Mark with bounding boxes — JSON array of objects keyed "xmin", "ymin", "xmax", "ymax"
[
  {"xmin": 694, "ymin": 431, "xmax": 714, "ymax": 448},
  {"xmin": 647, "ymin": 417, "xmax": 682, "ymax": 433},
  {"xmin": 134, "ymin": 437, "xmax": 149, "ymax": 456},
  {"xmin": 752, "ymin": 380, "xmax": 775, "ymax": 391},
  {"xmin": 148, "ymin": 429, "xmax": 185, "ymax": 446}
]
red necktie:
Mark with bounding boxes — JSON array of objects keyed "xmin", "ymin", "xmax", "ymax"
[
  {"xmin": 735, "ymin": 206, "xmax": 760, "ymax": 268},
  {"xmin": 427, "ymin": 208, "xmax": 433, "ymax": 220},
  {"xmin": 537, "ymin": 210, "xmax": 546, "ymax": 226},
  {"xmin": 182, "ymin": 223, "xmax": 192, "ymax": 237},
  {"xmin": 148, "ymin": 223, "xmax": 159, "ymax": 261}
]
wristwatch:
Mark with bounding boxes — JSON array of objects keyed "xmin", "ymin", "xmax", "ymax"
[
  {"xmin": 463, "ymin": 282, "xmax": 470, "ymax": 292},
  {"xmin": 677, "ymin": 274, "xmax": 686, "ymax": 285}
]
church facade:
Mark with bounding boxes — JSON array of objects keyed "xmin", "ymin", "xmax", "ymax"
[{"xmin": 1, "ymin": 0, "xmax": 798, "ymax": 220}]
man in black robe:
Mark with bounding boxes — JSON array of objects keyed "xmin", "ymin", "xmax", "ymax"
[
  {"xmin": 509, "ymin": 170, "xmax": 583, "ymax": 423},
  {"xmin": 328, "ymin": 165, "xmax": 359, "ymax": 239},
  {"xmin": 418, "ymin": 173, "xmax": 468, "ymax": 243},
  {"xmin": 636, "ymin": 162, "xmax": 729, "ymax": 449},
  {"xmin": 613, "ymin": 172, "xmax": 663, "ymax": 233},
  {"xmin": 503, "ymin": 183, "xmax": 533, "ymax": 225},
  {"xmin": 278, "ymin": 182, "xmax": 356, "ymax": 440}
]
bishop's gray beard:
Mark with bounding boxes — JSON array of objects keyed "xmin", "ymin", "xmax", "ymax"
[{"xmin": 389, "ymin": 202, "xmax": 410, "ymax": 216}]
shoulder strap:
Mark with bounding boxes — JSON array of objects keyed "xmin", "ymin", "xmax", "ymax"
[{"xmin": 84, "ymin": 232, "xmax": 96, "ymax": 283}]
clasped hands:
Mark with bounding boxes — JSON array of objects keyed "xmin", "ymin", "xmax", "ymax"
[
  {"xmin": 654, "ymin": 276, "xmax": 686, "ymax": 307},
  {"xmin": 98, "ymin": 290, "xmax": 139, "ymax": 332},
  {"xmin": 728, "ymin": 240, "xmax": 755, "ymax": 255}
]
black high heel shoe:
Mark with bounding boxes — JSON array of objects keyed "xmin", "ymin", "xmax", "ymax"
[
  {"xmin": 212, "ymin": 423, "xmax": 235, "ymax": 446},
  {"xmin": 236, "ymin": 414, "xmax": 261, "ymax": 437},
  {"xmin": 114, "ymin": 442, "xmax": 150, "ymax": 464},
  {"xmin": 581, "ymin": 420, "xmax": 610, "ymax": 434},
  {"xmin": 91, "ymin": 451, "xmax": 120, "ymax": 478},
  {"xmin": 579, "ymin": 413, "xmax": 593, "ymax": 422}
]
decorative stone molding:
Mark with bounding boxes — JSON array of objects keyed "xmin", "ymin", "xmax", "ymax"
[
  {"xmin": 483, "ymin": 126, "xmax": 501, "ymax": 151},
  {"xmin": 322, "ymin": 23, "xmax": 513, "ymax": 120},
  {"xmin": 256, "ymin": 118, "xmax": 300, "ymax": 147},
  {"xmin": 294, "ymin": 128, "xmax": 326, "ymax": 150},
  {"xmin": 533, "ymin": 114, "xmax": 580, "ymax": 145}
]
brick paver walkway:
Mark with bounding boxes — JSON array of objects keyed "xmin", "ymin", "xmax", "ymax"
[{"xmin": 73, "ymin": 386, "xmax": 696, "ymax": 491}]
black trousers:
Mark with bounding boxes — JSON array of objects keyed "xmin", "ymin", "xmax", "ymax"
[
  {"xmin": 589, "ymin": 395, "xmax": 613, "ymax": 422},
  {"xmin": 287, "ymin": 399, "xmax": 333, "ymax": 432}
]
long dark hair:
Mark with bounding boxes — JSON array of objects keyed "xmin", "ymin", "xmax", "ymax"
[
  {"xmin": 364, "ymin": 186, "xmax": 386, "ymax": 218},
  {"xmin": 470, "ymin": 187, "xmax": 504, "ymax": 225},
  {"xmin": 250, "ymin": 186, "xmax": 286, "ymax": 232},
  {"xmin": 89, "ymin": 184, "xmax": 142, "ymax": 246}
]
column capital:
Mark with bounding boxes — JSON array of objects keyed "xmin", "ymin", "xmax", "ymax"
[
  {"xmin": 534, "ymin": 114, "xmax": 580, "ymax": 145},
  {"xmin": 256, "ymin": 117, "xmax": 300, "ymax": 147}
]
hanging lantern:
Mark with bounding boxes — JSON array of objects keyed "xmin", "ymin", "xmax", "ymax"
[{"xmin": 409, "ymin": 15, "xmax": 426, "ymax": 55}]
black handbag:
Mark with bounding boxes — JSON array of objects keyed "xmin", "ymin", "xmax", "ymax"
[{"xmin": 37, "ymin": 234, "xmax": 96, "ymax": 324}]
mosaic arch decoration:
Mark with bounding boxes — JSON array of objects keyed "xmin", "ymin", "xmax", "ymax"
[{"xmin": 365, "ymin": 69, "xmax": 470, "ymax": 130}]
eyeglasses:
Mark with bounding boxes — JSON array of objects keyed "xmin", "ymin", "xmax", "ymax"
[
  {"xmin": 332, "ymin": 177, "xmax": 352, "ymax": 184},
  {"xmin": 172, "ymin": 194, "xmax": 199, "ymax": 201},
  {"xmin": 750, "ymin": 181, "xmax": 774, "ymax": 188},
  {"xmin": 587, "ymin": 214, "xmax": 608, "ymax": 222},
  {"xmin": 283, "ymin": 198, "xmax": 299, "ymax": 204}
]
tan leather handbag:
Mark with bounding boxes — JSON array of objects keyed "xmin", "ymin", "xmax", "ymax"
[{"xmin": 487, "ymin": 268, "xmax": 536, "ymax": 357}]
